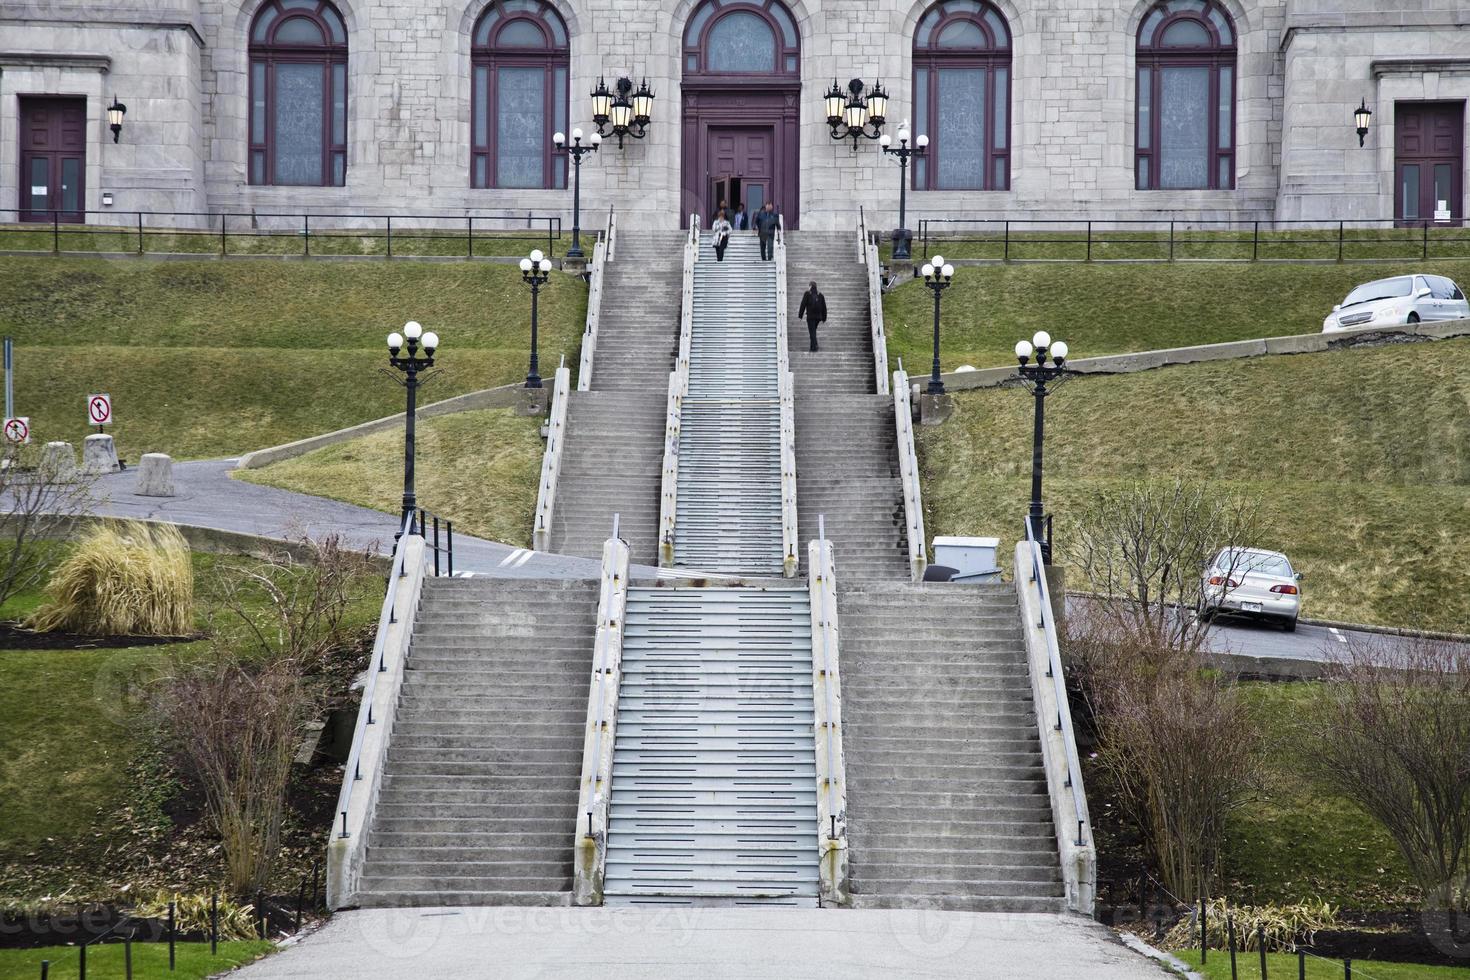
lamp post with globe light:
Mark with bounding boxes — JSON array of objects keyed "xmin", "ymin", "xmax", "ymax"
[
  {"xmin": 921, "ymin": 257, "xmax": 954, "ymax": 394},
  {"xmin": 880, "ymin": 124, "xmax": 927, "ymax": 261},
  {"xmin": 385, "ymin": 321, "xmax": 439, "ymax": 528},
  {"xmin": 553, "ymin": 128, "xmax": 601, "ymax": 259},
  {"xmin": 1014, "ymin": 331, "xmax": 1070, "ymax": 564},
  {"xmin": 520, "ymin": 249, "xmax": 553, "ymax": 388}
]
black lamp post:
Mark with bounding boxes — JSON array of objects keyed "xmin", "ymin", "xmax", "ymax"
[
  {"xmin": 107, "ymin": 96, "xmax": 127, "ymax": 143},
  {"xmin": 1354, "ymin": 99, "xmax": 1373, "ymax": 147},
  {"xmin": 385, "ymin": 321, "xmax": 439, "ymax": 528},
  {"xmin": 553, "ymin": 128, "xmax": 601, "ymax": 259},
  {"xmin": 920, "ymin": 257, "xmax": 953, "ymax": 394},
  {"xmin": 880, "ymin": 125, "xmax": 928, "ymax": 260},
  {"xmin": 1014, "ymin": 331, "xmax": 1070, "ymax": 564},
  {"xmin": 824, "ymin": 78, "xmax": 888, "ymax": 146},
  {"xmin": 519, "ymin": 250, "xmax": 553, "ymax": 388}
]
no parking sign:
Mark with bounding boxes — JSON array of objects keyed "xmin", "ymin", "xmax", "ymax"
[
  {"xmin": 3, "ymin": 417, "xmax": 30, "ymax": 444},
  {"xmin": 88, "ymin": 393, "xmax": 112, "ymax": 427}
]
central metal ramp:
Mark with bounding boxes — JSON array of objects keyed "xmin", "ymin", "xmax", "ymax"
[{"xmin": 604, "ymin": 585, "xmax": 819, "ymax": 906}]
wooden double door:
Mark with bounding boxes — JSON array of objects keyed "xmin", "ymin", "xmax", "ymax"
[
  {"xmin": 709, "ymin": 127, "xmax": 773, "ymax": 224},
  {"xmin": 681, "ymin": 85, "xmax": 800, "ymax": 228},
  {"xmin": 19, "ymin": 96, "xmax": 87, "ymax": 223},
  {"xmin": 1395, "ymin": 102, "xmax": 1463, "ymax": 226}
]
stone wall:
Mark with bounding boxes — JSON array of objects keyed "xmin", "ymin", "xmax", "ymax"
[{"xmin": 3, "ymin": 0, "xmax": 1462, "ymax": 231}]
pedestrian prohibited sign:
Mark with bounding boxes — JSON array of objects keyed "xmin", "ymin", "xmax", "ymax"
[
  {"xmin": 3, "ymin": 417, "xmax": 30, "ymax": 444},
  {"xmin": 88, "ymin": 394, "xmax": 112, "ymax": 426}
]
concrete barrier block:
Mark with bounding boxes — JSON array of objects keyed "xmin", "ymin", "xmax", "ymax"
[
  {"xmin": 133, "ymin": 452, "xmax": 175, "ymax": 497},
  {"xmin": 40, "ymin": 441, "xmax": 78, "ymax": 481},
  {"xmin": 1264, "ymin": 333, "xmax": 1333, "ymax": 355},
  {"xmin": 82, "ymin": 434, "xmax": 120, "ymax": 475},
  {"xmin": 1161, "ymin": 338, "xmax": 1270, "ymax": 365}
]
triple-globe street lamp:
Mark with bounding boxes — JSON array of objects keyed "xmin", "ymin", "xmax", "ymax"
[
  {"xmin": 1014, "ymin": 331, "xmax": 1071, "ymax": 564},
  {"xmin": 880, "ymin": 125, "xmax": 928, "ymax": 261},
  {"xmin": 553, "ymin": 128, "xmax": 601, "ymax": 259},
  {"xmin": 385, "ymin": 320, "xmax": 440, "ymax": 528},
  {"xmin": 920, "ymin": 256, "xmax": 954, "ymax": 395},
  {"xmin": 519, "ymin": 249, "xmax": 553, "ymax": 388}
]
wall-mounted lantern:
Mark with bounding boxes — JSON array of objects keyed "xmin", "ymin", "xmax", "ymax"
[
  {"xmin": 825, "ymin": 78, "xmax": 887, "ymax": 147},
  {"xmin": 592, "ymin": 76, "xmax": 653, "ymax": 149},
  {"xmin": 107, "ymin": 96, "xmax": 127, "ymax": 143},
  {"xmin": 1354, "ymin": 99, "xmax": 1373, "ymax": 147}
]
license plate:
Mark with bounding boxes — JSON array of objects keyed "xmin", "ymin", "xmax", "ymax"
[{"xmin": 1243, "ymin": 602, "xmax": 1262, "ymax": 613}]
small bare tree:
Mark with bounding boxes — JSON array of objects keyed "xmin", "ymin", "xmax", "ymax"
[
  {"xmin": 1064, "ymin": 478, "xmax": 1270, "ymax": 656},
  {"xmin": 1310, "ymin": 634, "xmax": 1470, "ymax": 924},
  {"xmin": 0, "ymin": 442, "xmax": 95, "ymax": 612}
]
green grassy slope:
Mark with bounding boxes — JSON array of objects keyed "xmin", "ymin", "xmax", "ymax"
[
  {"xmin": 0, "ymin": 258, "xmax": 585, "ymax": 460},
  {"xmin": 883, "ymin": 259, "xmax": 1470, "ymax": 371},
  {"xmin": 917, "ymin": 338, "xmax": 1470, "ymax": 630},
  {"xmin": 237, "ymin": 408, "xmax": 544, "ymax": 547}
]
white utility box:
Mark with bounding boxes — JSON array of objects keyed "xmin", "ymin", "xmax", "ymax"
[{"xmin": 933, "ymin": 535, "xmax": 1002, "ymax": 581}]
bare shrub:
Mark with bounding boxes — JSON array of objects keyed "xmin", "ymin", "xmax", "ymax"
[
  {"xmin": 158, "ymin": 654, "xmax": 316, "ymax": 896},
  {"xmin": 0, "ymin": 442, "xmax": 95, "ymax": 611},
  {"xmin": 1065, "ymin": 478, "xmax": 1270, "ymax": 655},
  {"xmin": 1310, "ymin": 634, "xmax": 1470, "ymax": 919},
  {"xmin": 27, "ymin": 521, "xmax": 193, "ymax": 636}
]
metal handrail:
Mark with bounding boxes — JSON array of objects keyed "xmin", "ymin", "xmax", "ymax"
[
  {"xmin": 605, "ymin": 205, "xmax": 618, "ymax": 262},
  {"xmin": 774, "ymin": 215, "xmax": 799, "ymax": 577},
  {"xmin": 1023, "ymin": 518, "xmax": 1090, "ymax": 850},
  {"xmin": 533, "ymin": 362, "xmax": 572, "ymax": 550},
  {"xmin": 334, "ymin": 510, "xmax": 419, "ymax": 841},
  {"xmin": 891, "ymin": 366, "xmax": 927, "ymax": 581}
]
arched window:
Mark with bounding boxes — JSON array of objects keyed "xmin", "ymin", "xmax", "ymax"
[
  {"xmin": 683, "ymin": 0, "xmax": 800, "ymax": 77},
  {"xmin": 472, "ymin": 0, "xmax": 569, "ymax": 189},
  {"xmin": 912, "ymin": 0, "xmax": 1011, "ymax": 191},
  {"xmin": 1136, "ymin": 0, "xmax": 1236, "ymax": 190},
  {"xmin": 248, "ymin": 0, "xmax": 348, "ymax": 186}
]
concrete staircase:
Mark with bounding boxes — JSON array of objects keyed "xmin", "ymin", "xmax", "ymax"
[
  {"xmin": 837, "ymin": 583, "xmax": 1064, "ymax": 912},
  {"xmin": 604, "ymin": 585, "xmax": 820, "ymax": 906},
  {"xmin": 785, "ymin": 232, "xmax": 909, "ymax": 582},
  {"xmin": 355, "ymin": 577, "xmax": 599, "ymax": 906},
  {"xmin": 549, "ymin": 231, "xmax": 685, "ymax": 565}
]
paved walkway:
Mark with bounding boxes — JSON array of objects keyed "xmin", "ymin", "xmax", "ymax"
[{"xmin": 234, "ymin": 907, "xmax": 1168, "ymax": 979}]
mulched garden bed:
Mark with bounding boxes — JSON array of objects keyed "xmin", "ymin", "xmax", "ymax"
[{"xmin": 0, "ymin": 621, "xmax": 201, "ymax": 650}]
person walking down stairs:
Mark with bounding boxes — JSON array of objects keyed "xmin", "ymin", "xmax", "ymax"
[
  {"xmin": 711, "ymin": 209, "xmax": 734, "ymax": 262},
  {"xmin": 754, "ymin": 202, "xmax": 780, "ymax": 261},
  {"xmin": 797, "ymin": 281, "xmax": 827, "ymax": 352}
]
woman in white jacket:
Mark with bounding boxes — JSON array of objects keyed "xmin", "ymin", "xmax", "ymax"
[{"xmin": 710, "ymin": 209, "xmax": 733, "ymax": 262}]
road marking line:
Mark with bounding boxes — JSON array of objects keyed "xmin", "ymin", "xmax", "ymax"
[
  {"xmin": 1329, "ymin": 627, "xmax": 1347, "ymax": 643},
  {"xmin": 499, "ymin": 548, "xmax": 528, "ymax": 567},
  {"xmin": 512, "ymin": 549, "xmax": 536, "ymax": 568}
]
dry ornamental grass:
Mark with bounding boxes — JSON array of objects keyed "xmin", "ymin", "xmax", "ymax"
[{"xmin": 27, "ymin": 522, "xmax": 195, "ymax": 637}]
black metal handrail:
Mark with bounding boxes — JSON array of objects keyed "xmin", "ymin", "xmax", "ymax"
[
  {"xmin": 410, "ymin": 508, "xmax": 454, "ymax": 578},
  {"xmin": 0, "ymin": 208, "xmax": 563, "ymax": 259},
  {"xmin": 914, "ymin": 215, "xmax": 1470, "ymax": 264}
]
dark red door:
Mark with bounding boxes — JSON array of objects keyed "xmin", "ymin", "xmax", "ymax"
[
  {"xmin": 19, "ymin": 97, "xmax": 87, "ymax": 223},
  {"xmin": 1395, "ymin": 102, "xmax": 1463, "ymax": 226},
  {"xmin": 708, "ymin": 126, "xmax": 774, "ymax": 218}
]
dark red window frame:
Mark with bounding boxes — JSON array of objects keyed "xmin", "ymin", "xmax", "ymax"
[
  {"xmin": 1135, "ymin": 0, "xmax": 1236, "ymax": 191},
  {"xmin": 471, "ymin": 1, "xmax": 570, "ymax": 190},
  {"xmin": 248, "ymin": 0, "xmax": 348, "ymax": 187},
  {"xmin": 911, "ymin": 0, "xmax": 1012, "ymax": 192}
]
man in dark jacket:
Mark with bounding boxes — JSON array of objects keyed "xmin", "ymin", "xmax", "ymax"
[
  {"xmin": 732, "ymin": 203, "xmax": 749, "ymax": 230},
  {"xmin": 797, "ymin": 281, "xmax": 827, "ymax": 352},
  {"xmin": 753, "ymin": 203, "xmax": 780, "ymax": 261}
]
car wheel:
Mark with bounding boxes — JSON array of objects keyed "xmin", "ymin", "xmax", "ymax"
[
  {"xmin": 1408, "ymin": 312, "xmax": 1420, "ymax": 324},
  {"xmin": 1283, "ymin": 617, "xmax": 1297, "ymax": 633}
]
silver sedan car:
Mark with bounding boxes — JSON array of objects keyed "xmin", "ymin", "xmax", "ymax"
[{"xmin": 1198, "ymin": 547, "xmax": 1302, "ymax": 631}]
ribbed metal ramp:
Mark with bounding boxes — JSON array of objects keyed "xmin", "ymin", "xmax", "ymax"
[
  {"xmin": 673, "ymin": 233, "xmax": 784, "ymax": 575},
  {"xmin": 604, "ymin": 586, "xmax": 820, "ymax": 906}
]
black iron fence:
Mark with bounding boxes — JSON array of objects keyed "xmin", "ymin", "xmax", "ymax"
[
  {"xmin": 907, "ymin": 216, "xmax": 1470, "ymax": 264},
  {"xmin": 0, "ymin": 208, "xmax": 562, "ymax": 259}
]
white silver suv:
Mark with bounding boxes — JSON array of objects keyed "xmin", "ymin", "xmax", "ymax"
[{"xmin": 1322, "ymin": 274, "xmax": 1469, "ymax": 332}]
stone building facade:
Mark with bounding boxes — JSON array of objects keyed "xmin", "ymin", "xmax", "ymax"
[{"xmin": 2, "ymin": 0, "xmax": 1467, "ymax": 232}]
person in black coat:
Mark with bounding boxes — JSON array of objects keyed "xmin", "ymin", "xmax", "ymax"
[
  {"xmin": 797, "ymin": 281, "xmax": 827, "ymax": 352},
  {"xmin": 732, "ymin": 203, "xmax": 749, "ymax": 231},
  {"xmin": 753, "ymin": 203, "xmax": 780, "ymax": 261}
]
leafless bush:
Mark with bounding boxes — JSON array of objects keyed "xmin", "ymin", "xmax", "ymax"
[
  {"xmin": 1071, "ymin": 610, "xmax": 1260, "ymax": 902},
  {"xmin": 1064, "ymin": 478, "xmax": 1270, "ymax": 656},
  {"xmin": 1310, "ymin": 634, "xmax": 1470, "ymax": 919},
  {"xmin": 157, "ymin": 654, "xmax": 317, "ymax": 895},
  {"xmin": 0, "ymin": 442, "xmax": 95, "ymax": 612}
]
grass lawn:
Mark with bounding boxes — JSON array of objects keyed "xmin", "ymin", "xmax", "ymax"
[
  {"xmin": 0, "ymin": 258, "xmax": 585, "ymax": 461},
  {"xmin": 0, "ymin": 547, "xmax": 381, "ymax": 903},
  {"xmin": 0, "ymin": 940, "xmax": 274, "ymax": 979},
  {"xmin": 236, "ymin": 408, "xmax": 544, "ymax": 547},
  {"xmin": 881, "ymin": 258, "xmax": 1470, "ymax": 371},
  {"xmin": 1173, "ymin": 949, "xmax": 1470, "ymax": 979},
  {"xmin": 916, "ymin": 337, "xmax": 1470, "ymax": 632}
]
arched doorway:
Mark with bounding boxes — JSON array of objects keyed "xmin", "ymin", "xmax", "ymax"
[{"xmin": 680, "ymin": 0, "xmax": 801, "ymax": 227}]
